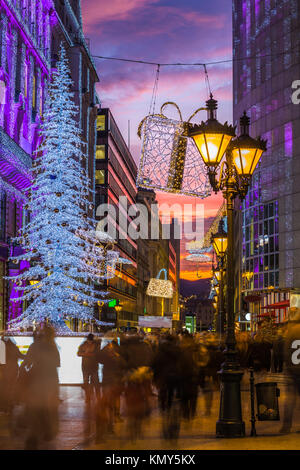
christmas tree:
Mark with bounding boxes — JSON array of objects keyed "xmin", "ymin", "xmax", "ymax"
[{"xmin": 7, "ymin": 45, "xmax": 119, "ymax": 333}]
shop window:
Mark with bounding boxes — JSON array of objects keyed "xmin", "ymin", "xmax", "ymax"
[
  {"xmin": 0, "ymin": 193, "xmax": 6, "ymax": 241},
  {"xmin": 96, "ymin": 115, "xmax": 105, "ymax": 131},
  {"xmin": 96, "ymin": 145, "xmax": 106, "ymax": 160},
  {"xmin": 95, "ymin": 170, "xmax": 105, "ymax": 185}
]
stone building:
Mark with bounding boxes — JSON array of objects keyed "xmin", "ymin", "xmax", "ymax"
[
  {"xmin": 233, "ymin": 0, "xmax": 300, "ymax": 329},
  {"xmin": 0, "ymin": 0, "xmax": 55, "ymax": 328},
  {"xmin": 0, "ymin": 0, "xmax": 99, "ymax": 329},
  {"xmin": 95, "ymin": 107, "xmax": 138, "ymax": 330}
]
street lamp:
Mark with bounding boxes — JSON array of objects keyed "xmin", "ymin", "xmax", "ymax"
[
  {"xmin": 115, "ymin": 304, "xmax": 122, "ymax": 333},
  {"xmin": 211, "ymin": 222, "xmax": 227, "ymax": 335},
  {"xmin": 211, "ymin": 228, "xmax": 228, "ymax": 258},
  {"xmin": 189, "ymin": 94, "xmax": 236, "ymax": 168},
  {"xmin": 188, "ymin": 98, "xmax": 266, "ymax": 438}
]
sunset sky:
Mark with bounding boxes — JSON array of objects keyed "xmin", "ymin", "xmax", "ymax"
[{"xmin": 81, "ymin": 0, "xmax": 232, "ymax": 282}]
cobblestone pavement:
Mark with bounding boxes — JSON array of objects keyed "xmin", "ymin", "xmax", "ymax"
[{"xmin": 0, "ymin": 372, "xmax": 299, "ymax": 450}]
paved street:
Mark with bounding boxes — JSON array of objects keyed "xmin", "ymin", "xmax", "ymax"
[{"xmin": 0, "ymin": 372, "xmax": 300, "ymax": 450}]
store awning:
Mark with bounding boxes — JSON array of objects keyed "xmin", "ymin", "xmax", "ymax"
[
  {"xmin": 257, "ymin": 311, "xmax": 276, "ymax": 317},
  {"xmin": 244, "ymin": 295, "xmax": 262, "ymax": 302},
  {"xmin": 261, "ymin": 300, "xmax": 290, "ymax": 309}
]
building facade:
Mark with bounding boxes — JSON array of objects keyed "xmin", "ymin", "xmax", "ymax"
[
  {"xmin": 233, "ymin": 0, "xmax": 300, "ymax": 329},
  {"xmin": 95, "ymin": 108, "xmax": 138, "ymax": 330},
  {"xmin": 196, "ymin": 299, "xmax": 214, "ymax": 331},
  {"xmin": 136, "ymin": 188, "xmax": 180, "ymax": 322},
  {"xmin": 52, "ymin": 0, "xmax": 99, "ymax": 217},
  {"xmin": 94, "ymin": 122, "xmax": 181, "ymax": 331},
  {"xmin": 0, "ymin": 0, "xmax": 98, "ymax": 330},
  {"xmin": 0, "ymin": 0, "xmax": 55, "ymax": 329}
]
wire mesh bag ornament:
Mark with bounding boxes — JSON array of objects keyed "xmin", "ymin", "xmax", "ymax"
[
  {"xmin": 92, "ymin": 230, "xmax": 133, "ymax": 281},
  {"xmin": 137, "ymin": 102, "xmax": 211, "ymax": 197},
  {"xmin": 146, "ymin": 268, "xmax": 173, "ymax": 299}
]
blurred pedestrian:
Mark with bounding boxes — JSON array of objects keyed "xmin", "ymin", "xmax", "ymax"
[
  {"xmin": 151, "ymin": 334, "xmax": 181, "ymax": 442},
  {"xmin": 77, "ymin": 333, "xmax": 100, "ymax": 403},
  {"xmin": 120, "ymin": 335, "xmax": 153, "ymax": 441},
  {"xmin": 95, "ymin": 340, "xmax": 125, "ymax": 442},
  {"xmin": 123, "ymin": 365, "xmax": 153, "ymax": 442},
  {"xmin": 246, "ymin": 334, "xmax": 272, "ymax": 373},
  {"xmin": 280, "ymin": 310, "xmax": 300, "ymax": 433},
  {"xmin": 151, "ymin": 334, "xmax": 180, "ymax": 412},
  {"xmin": 177, "ymin": 333, "xmax": 200, "ymax": 421},
  {"xmin": 0, "ymin": 336, "xmax": 24, "ymax": 413},
  {"xmin": 22, "ymin": 325, "xmax": 60, "ymax": 449},
  {"xmin": 273, "ymin": 328, "xmax": 285, "ymax": 373}
]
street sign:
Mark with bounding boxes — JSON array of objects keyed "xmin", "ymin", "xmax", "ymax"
[{"xmin": 138, "ymin": 316, "xmax": 172, "ymax": 328}]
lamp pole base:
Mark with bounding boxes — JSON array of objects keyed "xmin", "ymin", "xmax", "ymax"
[
  {"xmin": 216, "ymin": 368, "xmax": 245, "ymax": 438},
  {"xmin": 216, "ymin": 420, "xmax": 245, "ymax": 438}
]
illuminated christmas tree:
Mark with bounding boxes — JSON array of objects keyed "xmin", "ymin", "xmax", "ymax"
[{"xmin": 7, "ymin": 45, "xmax": 117, "ymax": 333}]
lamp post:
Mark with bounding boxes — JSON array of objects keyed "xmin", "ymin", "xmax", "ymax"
[
  {"xmin": 115, "ymin": 305, "xmax": 122, "ymax": 333},
  {"xmin": 211, "ymin": 222, "xmax": 228, "ymax": 335},
  {"xmin": 213, "ymin": 266, "xmax": 226, "ymax": 334},
  {"xmin": 188, "ymin": 96, "xmax": 266, "ymax": 438}
]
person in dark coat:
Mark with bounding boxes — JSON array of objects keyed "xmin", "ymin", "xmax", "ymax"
[
  {"xmin": 177, "ymin": 334, "xmax": 200, "ymax": 421},
  {"xmin": 151, "ymin": 334, "xmax": 182, "ymax": 442},
  {"xmin": 95, "ymin": 340, "xmax": 125, "ymax": 441},
  {"xmin": 151, "ymin": 334, "xmax": 180, "ymax": 412},
  {"xmin": 0, "ymin": 336, "xmax": 24, "ymax": 412},
  {"xmin": 246, "ymin": 336, "xmax": 272, "ymax": 372},
  {"xmin": 77, "ymin": 333, "xmax": 100, "ymax": 402},
  {"xmin": 119, "ymin": 335, "xmax": 154, "ymax": 441},
  {"xmin": 273, "ymin": 329, "xmax": 285, "ymax": 373},
  {"xmin": 280, "ymin": 312, "xmax": 300, "ymax": 433},
  {"xmin": 22, "ymin": 325, "xmax": 60, "ymax": 449}
]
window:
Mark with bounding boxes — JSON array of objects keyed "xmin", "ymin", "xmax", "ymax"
[
  {"xmin": 39, "ymin": 84, "xmax": 43, "ymax": 116},
  {"xmin": 95, "ymin": 170, "xmax": 105, "ymax": 185},
  {"xmin": 96, "ymin": 115, "xmax": 105, "ymax": 131},
  {"xmin": 242, "ymin": 198, "xmax": 279, "ymax": 291},
  {"xmin": 95, "ymin": 194, "xmax": 107, "ymax": 209},
  {"xmin": 0, "ymin": 193, "xmax": 6, "ymax": 241},
  {"xmin": 14, "ymin": 37, "xmax": 22, "ymax": 102},
  {"xmin": 32, "ymin": 73, "xmax": 37, "ymax": 120},
  {"xmin": 96, "ymin": 145, "xmax": 106, "ymax": 160},
  {"xmin": 24, "ymin": 62, "xmax": 28, "ymax": 98}
]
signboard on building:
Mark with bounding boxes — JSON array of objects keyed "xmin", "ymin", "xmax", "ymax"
[
  {"xmin": 138, "ymin": 316, "xmax": 172, "ymax": 328},
  {"xmin": 290, "ymin": 294, "xmax": 300, "ymax": 309},
  {"xmin": 185, "ymin": 315, "xmax": 196, "ymax": 334},
  {"xmin": 0, "ymin": 338, "xmax": 5, "ymax": 364}
]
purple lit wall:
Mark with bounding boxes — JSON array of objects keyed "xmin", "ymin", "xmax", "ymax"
[
  {"xmin": 284, "ymin": 122, "xmax": 293, "ymax": 157},
  {"xmin": 0, "ymin": 0, "xmax": 54, "ymax": 326}
]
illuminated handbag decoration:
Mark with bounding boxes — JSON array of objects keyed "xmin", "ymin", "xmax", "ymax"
[
  {"xmin": 137, "ymin": 102, "xmax": 211, "ymax": 197},
  {"xmin": 146, "ymin": 269, "xmax": 173, "ymax": 299}
]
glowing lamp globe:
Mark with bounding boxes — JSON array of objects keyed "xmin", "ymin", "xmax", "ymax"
[
  {"xmin": 212, "ymin": 231, "xmax": 228, "ymax": 257},
  {"xmin": 188, "ymin": 94, "xmax": 236, "ymax": 167},
  {"xmin": 231, "ymin": 112, "xmax": 267, "ymax": 176}
]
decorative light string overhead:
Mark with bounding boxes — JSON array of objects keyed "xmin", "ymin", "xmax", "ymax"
[
  {"xmin": 91, "ymin": 45, "xmax": 299, "ymax": 68},
  {"xmin": 149, "ymin": 64, "xmax": 160, "ymax": 116}
]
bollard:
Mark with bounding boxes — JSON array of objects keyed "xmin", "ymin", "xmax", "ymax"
[{"xmin": 249, "ymin": 367, "xmax": 257, "ymax": 436}]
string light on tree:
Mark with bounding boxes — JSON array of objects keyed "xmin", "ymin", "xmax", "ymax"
[{"xmin": 7, "ymin": 45, "xmax": 119, "ymax": 333}]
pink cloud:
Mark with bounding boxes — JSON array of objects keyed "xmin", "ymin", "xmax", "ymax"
[
  {"xmin": 82, "ymin": 1, "xmax": 227, "ymax": 37},
  {"xmin": 82, "ymin": 0, "xmax": 159, "ymax": 30},
  {"xmin": 96, "ymin": 66, "xmax": 232, "ymax": 107}
]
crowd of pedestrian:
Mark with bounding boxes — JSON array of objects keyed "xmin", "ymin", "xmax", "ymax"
[{"xmin": 0, "ymin": 318, "xmax": 299, "ymax": 449}]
